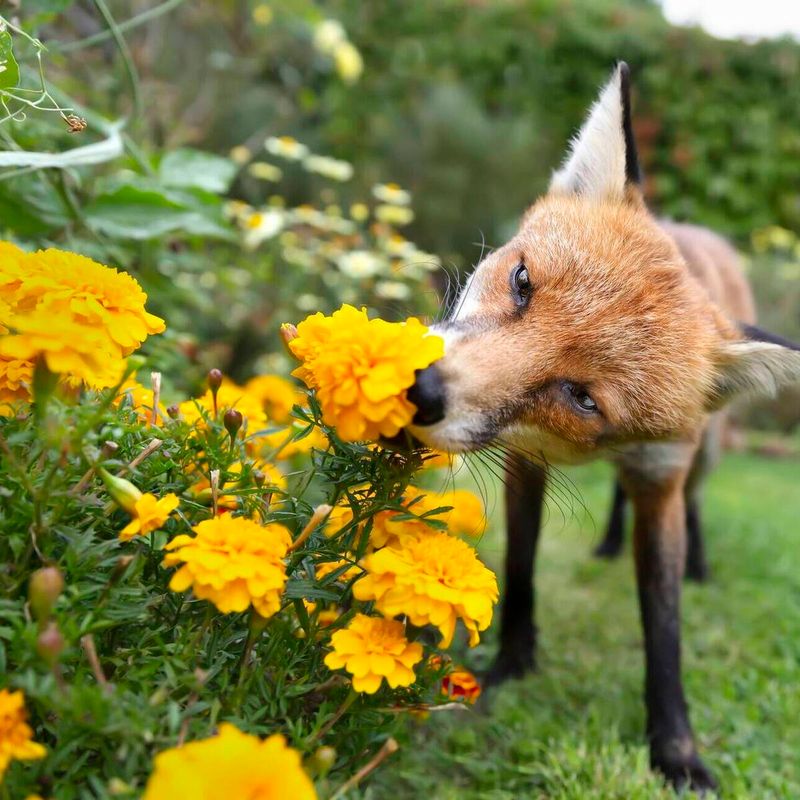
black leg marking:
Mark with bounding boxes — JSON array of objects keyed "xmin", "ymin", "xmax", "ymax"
[
  {"xmin": 684, "ymin": 499, "xmax": 709, "ymax": 583},
  {"xmin": 484, "ymin": 457, "xmax": 546, "ymax": 689},
  {"xmin": 594, "ymin": 479, "xmax": 627, "ymax": 559},
  {"xmin": 626, "ymin": 478, "xmax": 717, "ymax": 794}
]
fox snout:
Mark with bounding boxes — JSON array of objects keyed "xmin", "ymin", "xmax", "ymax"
[{"xmin": 407, "ymin": 364, "xmax": 446, "ymax": 426}]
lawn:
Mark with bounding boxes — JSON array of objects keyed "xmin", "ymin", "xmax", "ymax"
[{"xmin": 373, "ymin": 451, "xmax": 800, "ymax": 799}]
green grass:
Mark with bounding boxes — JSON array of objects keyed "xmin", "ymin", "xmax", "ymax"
[{"xmin": 371, "ymin": 452, "xmax": 800, "ymax": 799}]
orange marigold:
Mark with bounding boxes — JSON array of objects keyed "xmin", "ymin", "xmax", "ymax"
[
  {"xmin": 288, "ymin": 304, "xmax": 443, "ymax": 441},
  {"xmin": 353, "ymin": 531, "xmax": 498, "ymax": 647},
  {"xmin": 0, "ymin": 689, "xmax": 46, "ymax": 781},
  {"xmin": 143, "ymin": 724, "xmax": 316, "ymax": 800},
  {"xmin": 0, "ymin": 242, "xmax": 164, "ymax": 392},
  {"xmin": 163, "ymin": 516, "xmax": 292, "ymax": 618},
  {"xmin": 324, "ymin": 613, "xmax": 423, "ymax": 693}
]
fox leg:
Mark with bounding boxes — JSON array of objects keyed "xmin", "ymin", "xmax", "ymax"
[
  {"xmin": 620, "ymin": 445, "xmax": 717, "ymax": 793},
  {"xmin": 594, "ymin": 479, "xmax": 627, "ymax": 558},
  {"xmin": 484, "ymin": 456, "xmax": 546, "ymax": 688}
]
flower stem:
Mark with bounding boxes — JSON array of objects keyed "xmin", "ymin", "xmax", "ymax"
[
  {"xmin": 330, "ymin": 737, "xmax": 399, "ymax": 799},
  {"xmin": 311, "ymin": 688, "xmax": 358, "ymax": 744}
]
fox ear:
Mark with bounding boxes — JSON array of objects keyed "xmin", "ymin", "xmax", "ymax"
[
  {"xmin": 549, "ymin": 62, "xmax": 641, "ymax": 201},
  {"xmin": 706, "ymin": 334, "xmax": 800, "ymax": 410}
]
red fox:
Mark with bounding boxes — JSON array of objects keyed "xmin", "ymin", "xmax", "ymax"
[{"xmin": 405, "ymin": 63, "xmax": 800, "ymax": 792}]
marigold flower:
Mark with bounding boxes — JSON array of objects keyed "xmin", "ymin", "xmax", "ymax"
[
  {"xmin": 163, "ymin": 516, "xmax": 292, "ymax": 618},
  {"xmin": 117, "ymin": 378, "xmax": 166, "ymax": 425},
  {"xmin": 0, "ymin": 243, "xmax": 164, "ymax": 390},
  {"xmin": 288, "ymin": 305, "xmax": 444, "ymax": 441},
  {"xmin": 245, "ymin": 374, "xmax": 305, "ymax": 424},
  {"xmin": 353, "ymin": 531, "xmax": 498, "ymax": 647},
  {"xmin": 324, "ymin": 613, "xmax": 423, "ymax": 693},
  {"xmin": 442, "ymin": 667, "xmax": 482, "ymax": 704},
  {"xmin": 0, "ymin": 689, "xmax": 46, "ymax": 781},
  {"xmin": 0, "ymin": 354, "xmax": 33, "ymax": 413},
  {"xmin": 119, "ymin": 493, "xmax": 180, "ymax": 541},
  {"xmin": 407, "ymin": 487, "xmax": 487, "ymax": 538},
  {"xmin": 143, "ymin": 724, "xmax": 316, "ymax": 800}
]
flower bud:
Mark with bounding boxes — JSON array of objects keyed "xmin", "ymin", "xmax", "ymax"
[
  {"xmin": 207, "ymin": 368, "xmax": 223, "ymax": 392},
  {"xmin": 29, "ymin": 567, "xmax": 64, "ymax": 622},
  {"xmin": 252, "ymin": 469, "xmax": 266, "ymax": 488},
  {"xmin": 223, "ymin": 408, "xmax": 243, "ymax": 440},
  {"xmin": 308, "ymin": 745, "xmax": 337, "ymax": 777},
  {"xmin": 99, "ymin": 468, "xmax": 142, "ymax": 514},
  {"xmin": 280, "ymin": 323, "xmax": 299, "ymax": 355},
  {"xmin": 36, "ymin": 621, "xmax": 65, "ymax": 666},
  {"xmin": 166, "ymin": 404, "xmax": 180, "ymax": 419},
  {"xmin": 100, "ymin": 440, "xmax": 119, "ymax": 459}
]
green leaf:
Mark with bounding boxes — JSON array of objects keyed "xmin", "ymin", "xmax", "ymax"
[
  {"xmin": 83, "ymin": 182, "xmax": 235, "ymax": 240},
  {"xmin": 0, "ymin": 31, "xmax": 20, "ymax": 91},
  {"xmin": 159, "ymin": 148, "xmax": 237, "ymax": 194}
]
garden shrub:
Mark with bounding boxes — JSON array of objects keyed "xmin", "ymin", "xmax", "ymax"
[{"xmin": 0, "ymin": 245, "xmax": 495, "ymax": 797}]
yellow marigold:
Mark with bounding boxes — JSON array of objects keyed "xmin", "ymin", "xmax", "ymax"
[
  {"xmin": 119, "ymin": 493, "xmax": 180, "ymax": 541},
  {"xmin": 353, "ymin": 531, "xmax": 498, "ymax": 647},
  {"xmin": 190, "ymin": 460, "xmax": 286, "ymax": 508},
  {"xmin": 0, "ymin": 243, "xmax": 164, "ymax": 390},
  {"xmin": 324, "ymin": 613, "xmax": 422, "ymax": 693},
  {"xmin": 117, "ymin": 378, "xmax": 166, "ymax": 425},
  {"xmin": 245, "ymin": 374, "xmax": 305, "ymax": 424},
  {"xmin": 0, "ymin": 689, "xmax": 46, "ymax": 781},
  {"xmin": 0, "ymin": 354, "xmax": 33, "ymax": 414},
  {"xmin": 405, "ymin": 487, "xmax": 487, "ymax": 538},
  {"xmin": 163, "ymin": 516, "xmax": 292, "ymax": 618},
  {"xmin": 315, "ymin": 556, "xmax": 361, "ymax": 583},
  {"xmin": 143, "ymin": 724, "xmax": 316, "ymax": 800},
  {"xmin": 288, "ymin": 304, "xmax": 444, "ymax": 441},
  {"xmin": 178, "ymin": 381, "xmax": 268, "ymax": 431}
]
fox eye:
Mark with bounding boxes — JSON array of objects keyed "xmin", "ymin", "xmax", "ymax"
[
  {"xmin": 510, "ymin": 261, "xmax": 532, "ymax": 306},
  {"xmin": 564, "ymin": 382, "xmax": 599, "ymax": 413}
]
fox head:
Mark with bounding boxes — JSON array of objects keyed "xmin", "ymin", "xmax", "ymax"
[{"xmin": 408, "ymin": 63, "xmax": 800, "ymax": 462}]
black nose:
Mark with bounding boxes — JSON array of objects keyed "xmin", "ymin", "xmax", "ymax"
[{"xmin": 407, "ymin": 364, "xmax": 446, "ymax": 426}]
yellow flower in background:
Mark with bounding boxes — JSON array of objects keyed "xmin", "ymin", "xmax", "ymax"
[
  {"xmin": 251, "ymin": 4, "xmax": 273, "ymax": 26},
  {"xmin": 0, "ymin": 689, "xmax": 46, "ymax": 781},
  {"xmin": 353, "ymin": 531, "xmax": 498, "ymax": 647},
  {"xmin": 336, "ymin": 250, "xmax": 387, "ymax": 279},
  {"xmin": 0, "ymin": 354, "xmax": 33, "ymax": 414},
  {"xmin": 245, "ymin": 374, "xmax": 304, "ymax": 424},
  {"xmin": 372, "ymin": 183, "xmax": 411, "ymax": 206},
  {"xmin": 313, "ymin": 19, "xmax": 346, "ymax": 54},
  {"xmin": 241, "ymin": 209, "xmax": 285, "ymax": 250},
  {"xmin": 0, "ymin": 242, "xmax": 164, "ymax": 393},
  {"xmin": 406, "ymin": 486, "xmax": 487, "ymax": 538},
  {"xmin": 229, "ymin": 144, "xmax": 251, "ymax": 164},
  {"xmin": 117, "ymin": 378, "xmax": 166, "ymax": 425},
  {"xmin": 143, "ymin": 724, "xmax": 316, "ymax": 800},
  {"xmin": 265, "ymin": 136, "xmax": 309, "ymax": 161},
  {"xmin": 119, "ymin": 493, "xmax": 179, "ymax": 541},
  {"xmin": 349, "ymin": 202, "xmax": 369, "ymax": 222},
  {"xmin": 247, "ymin": 162, "xmax": 283, "ymax": 182},
  {"xmin": 333, "ymin": 40, "xmax": 363, "ymax": 83},
  {"xmin": 324, "ymin": 614, "xmax": 422, "ymax": 693},
  {"xmin": 288, "ymin": 305, "xmax": 444, "ymax": 441},
  {"xmin": 178, "ymin": 381, "xmax": 268, "ymax": 431},
  {"xmin": 303, "ymin": 154, "xmax": 354, "ymax": 182},
  {"xmin": 315, "ymin": 556, "xmax": 361, "ymax": 583},
  {"xmin": 163, "ymin": 516, "xmax": 292, "ymax": 618},
  {"xmin": 375, "ymin": 204, "xmax": 414, "ymax": 227}
]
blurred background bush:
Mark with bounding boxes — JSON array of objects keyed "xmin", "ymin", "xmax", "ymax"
[{"xmin": 1, "ymin": 0, "xmax": 798, "ymax": 430}]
